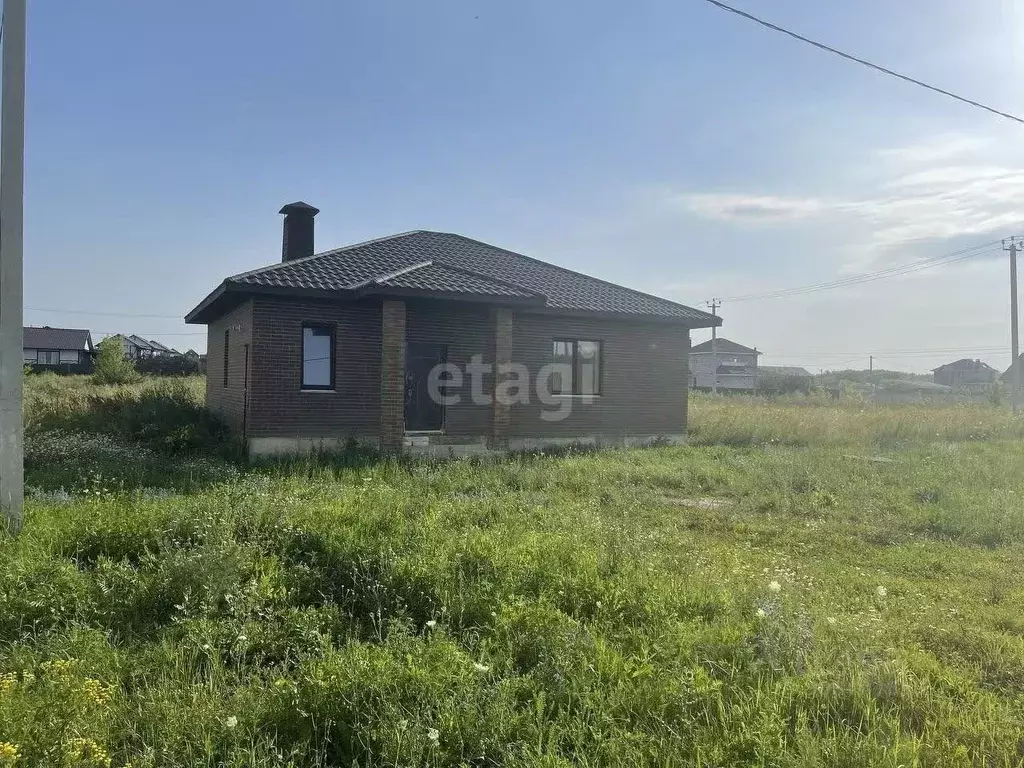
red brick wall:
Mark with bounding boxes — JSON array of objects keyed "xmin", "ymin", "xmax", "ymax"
[
  {"xmin": 247, "ymin": 296, "xmax": 382, "ymax": 440},
  {"xmin": 206, "ymin": 300, "xmax": 253, "ymax": 431}
]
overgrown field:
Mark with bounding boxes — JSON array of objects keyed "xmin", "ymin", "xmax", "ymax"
[{"xmin": 3, "ymin": 378, "xmax": 1024, "ymax": 766}]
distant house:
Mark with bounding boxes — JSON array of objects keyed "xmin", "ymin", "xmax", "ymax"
[
  {"xmin": 106, "ymin": 334, "xmax": 150, "ymax": 360},
  {"xmin": 23, "ymin": 326, "xmax": 94, "ymax": 370},
  {"xmin": 689, "ymin": 338, "xmax": 760, "ymax": 391},
  {"xmin": 146, "ymin": 339, "xmax": 179, "ymax": 356},
  {"xmin": 182, "ymin": 348, "xmax": 206, "ymax": 372},
  {"xmin": 759, "ymin": 365, "xmax": 814, "ymax": 394},
  {"xmin": 999, "ymin": 354, "xmax": 1024, "ymax": 384},
  {"xmin": 127, "ymin": 335, "xmax": 158, "ymax": 358},
  {"xmin": 760, "ymin": 365, "xmax": 813, "ymax": 379},
  {"xmin": 107, "ymin": 334, "xmax": 178, "ymax": 359},
  {"xmin": 932, "ymin": 359, "xmax": 997, "ymax": 387}
]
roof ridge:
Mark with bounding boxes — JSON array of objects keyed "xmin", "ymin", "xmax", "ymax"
[
  {"xmin": 421, "ymin": 258, "xmax": 547, "ymax": 298},
  {"xmin": 426, "ymin": 231, "xmax": 716, "ymax": 322},
  {"xmin": 356, "ymin": 259, "xmax": 434, "ymax": 288},
  {"xmin": 227, "ymin": 230, "xmax": 427, "ymax": 282},
  {"xmin": 24, "ymin": 325, "xmax": 90, "ymax": 332},
  {"xmin": 691, "ymin": 337, "xmax": 759, "ymax": 353}
]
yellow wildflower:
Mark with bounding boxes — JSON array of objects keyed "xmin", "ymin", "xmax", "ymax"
[
  {"xmin": 82, "ymin": 679, "xmax": 113, "ymax": 706},
  {"xmin": 63, "ymin": 738, "xmax": 111, "ymax": 768},
  {"xmin": 0, "ymin": 742, "xmax": 20, "ymax": 764},
  {"xmin": 40, "ymin": 659, "xmax": 79, "ymax": 681},
  {"xmin": 0, "ymin": 673, "xmax": 16, "ymax": 695}
]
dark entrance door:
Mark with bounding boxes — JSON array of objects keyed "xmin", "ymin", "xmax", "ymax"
[{"xmin": 405, "ymin": 343, "xmax": 446, "ymax": 431}]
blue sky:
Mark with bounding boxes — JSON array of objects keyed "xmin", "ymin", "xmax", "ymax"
[{"xmin": 22, "ymin": 0, "xmax": 1024, "ymax": 371}]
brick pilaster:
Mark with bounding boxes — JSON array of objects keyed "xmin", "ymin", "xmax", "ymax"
[
  {"xmin": 380, "ymin": 299, "xmax": 406, "ymax": 451},
  {"xmin": 491, "ymin": 307, "xmax": 513, "ymax": 447}
]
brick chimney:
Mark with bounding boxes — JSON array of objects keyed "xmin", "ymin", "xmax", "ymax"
[{"xmin": 279, "ymin": 201, "xmax": 320, "ymax": 262}]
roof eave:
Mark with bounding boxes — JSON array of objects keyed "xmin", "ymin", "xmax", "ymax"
[
  {"xmin": 185, "ymin": 282, "xmax": 233, "ymax": 324},
  {"xmin": 520, "ymin": 304, "xmax": 717, "ymax": 328},
  {"xmin": 186, "ymin": 280, "xmax": 719, "ymax": 328}
]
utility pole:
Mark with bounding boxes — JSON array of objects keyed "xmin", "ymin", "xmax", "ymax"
[
  {"xmin": 869, "ymin": 355, "xmax": 873, "ymax": 373},
  {"xmin": 0, "ymin": 0, "xmax": 27, "ymax": 534},
  {"xmin": 707, "ymin": 299, "xmax": 720, "ymax": 394},
  {"xmin": 1005, "ymin": 237, "xmax": 1021, "ymax": 412}
]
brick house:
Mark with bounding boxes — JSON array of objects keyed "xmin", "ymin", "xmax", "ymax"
[{"xmin": 185, "ymin": 202, "xmax": 720, "ymax": 456}]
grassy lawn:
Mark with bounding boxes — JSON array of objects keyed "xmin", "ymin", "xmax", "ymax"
[{"xmin": 3, "ymin": 378, "xmax": 1024, "ymax": 766}]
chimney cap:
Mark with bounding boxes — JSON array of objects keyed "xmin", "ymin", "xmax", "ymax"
[{"xmin": 279, "ymin": 201, "xmax": 320, "ymax": 216}]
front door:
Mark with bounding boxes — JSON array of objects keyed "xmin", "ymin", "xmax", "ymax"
[{"xmin": 405, "ymin": 343, "xmax": 446, "ymax": 431}]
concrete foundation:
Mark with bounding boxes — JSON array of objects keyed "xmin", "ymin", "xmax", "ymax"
[{"xmin": 247, "ymin": 433, "xmax": 686, "ymax": 459}]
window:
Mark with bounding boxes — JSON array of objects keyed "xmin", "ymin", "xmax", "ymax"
[
  {"xmin": 302, "ymin": 325, "xmax": 335, "ymax": 390},
  {"xmin": 223, "ymin": 329, "xmax": 230, "ymax": 387},
  {"xmin": 551, "ymin": 339, "xmax": 602, "ymax": 395},
  {"xmin": 37, "ymin": 350, "xmax": 60, "ymax": 365}
]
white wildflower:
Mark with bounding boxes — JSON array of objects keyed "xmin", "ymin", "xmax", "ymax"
[
  {"xmin": 225, "ymin": 716, "xmax": 238, "ymax": 728},
  {"xmin": 876, "ymin": 585, "xmax": 887, "ymax": 598},
  {"xmin": 427, "ymin": 727, "xmax": 440, "ymax": 744},
  {"xmin": 473, "ymin": 662, "xmax": 490, "ymax": 673},
  {"xmin": 425, "ymin": 620, "xmax": 437, "ymax": 629},
  {"xmin": 768, "ymin": 581, "xmax": 782, "ymax": 593}
]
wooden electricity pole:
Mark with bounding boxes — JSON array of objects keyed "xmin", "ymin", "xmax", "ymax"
[
  {"xmin": 707, "ymin": 299, "xmax": 720, "ymax": 394},
  {"xmin": 0, "ymin": 0, "xmax": 27, "ymax": 534},
  {"xmin": 1005, "ymin": 237, "xmax": 1021, "ymax": 412}
]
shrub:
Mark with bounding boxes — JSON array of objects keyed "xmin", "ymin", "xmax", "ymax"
[
  {"xmin": 92, "ymin": 337, "xmax": 140, "ymax": 385},
  {"xmin": 135, "ymin": 356, "xmax": 201, "ymax": 376}
]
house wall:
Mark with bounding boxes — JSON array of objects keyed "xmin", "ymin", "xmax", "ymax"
[
  {"xmin": 689, "ymin": 350, "xmax": 758, "ymax": 390},
  {"xmin": 508, "ymin": 313, "xmax": 690, "ymax": 439},
  {"xmin": 933, "ymin": 368, "xmax": 996, "ymax": 387},
  {"xmin": 233, "ymin": 296, "xmax": 692, "ymax": 453},
  {"xmin": 206, "ymin": 300, "xmax": 253, "ymax": 431},
  {"xmin": 23, "ymin": 348, "xmax": 81, "ymax": 365},
  {"xmin": 247, "ymin": 296, "xmax": 382, "ymax": 440}
]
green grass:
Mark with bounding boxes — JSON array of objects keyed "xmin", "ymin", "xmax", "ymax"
[
  {"xmin": 24, "ymin": 373, "xmax": 240, "ymax": 494},
  {"xmin": 3, "ymin": 378, "xmax": 1024, "ymax": 766}
]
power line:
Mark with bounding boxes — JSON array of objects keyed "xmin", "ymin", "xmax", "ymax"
[
  {"xmin": 703, "ymin": 0, "xmax": 1024, "ymax": 126},
  {"xmin": 25, "ymin": 306, "xmax": 184, "ymax": 319},
  {"xmin": 715, "ymin": 241, "xmax": 1002, "ymax": 303}
]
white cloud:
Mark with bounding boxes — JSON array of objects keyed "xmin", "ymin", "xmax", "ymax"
[
  {"xmin": 872, "ymin": 134, "xmax": 990, "ymax": 166},
  {"xmin": 675, "ymin": 137, "xmax": 1024, "ymax": 261},
  {"xmin": 548, "ymin": 132, "xmax": 1022, "ymax": 372},
  {"xmin": 673, "ymin": 193, "xmax": 826, "ymax": 223},
  {"xmin": 844, "ymin": 167, "xmax": 1024, "ymax": 252}
]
